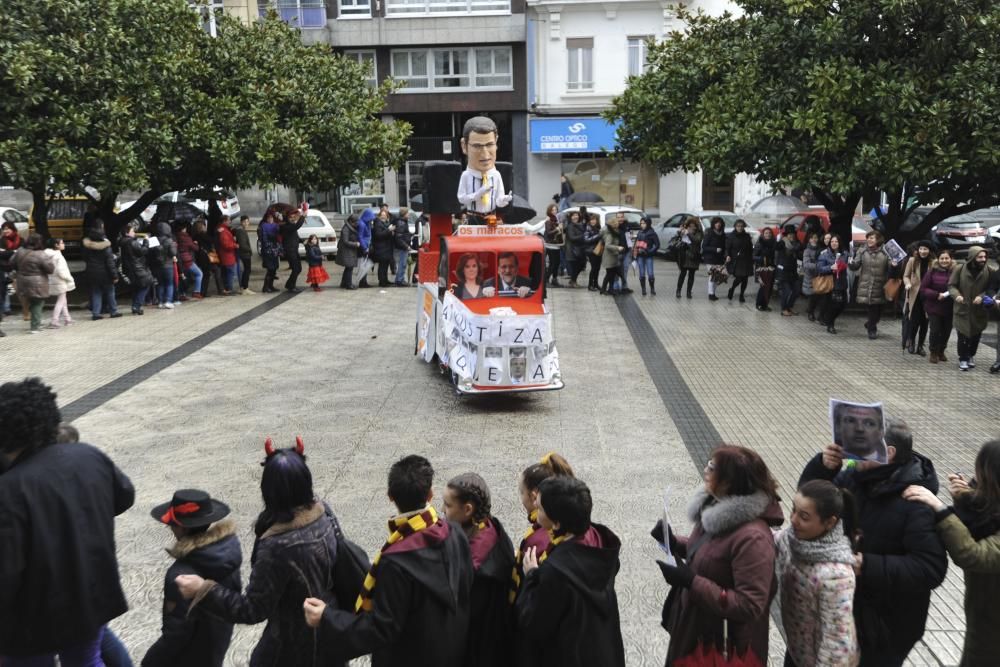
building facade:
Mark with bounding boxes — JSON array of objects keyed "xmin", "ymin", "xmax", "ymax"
[
  {"xmin": 262, "ymin": 0, "xmax": 529, "ymax": 213},
  {"xmin": 524, "ymin": 0, "xmax": 768, "ymax": 219}
]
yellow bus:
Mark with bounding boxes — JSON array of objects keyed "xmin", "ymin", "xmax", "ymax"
[{"xmin": 29, "ymin": 196, "xmax": 90, "ymax": 255}]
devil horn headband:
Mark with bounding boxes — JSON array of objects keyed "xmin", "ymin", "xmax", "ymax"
[
  {"xmin": 264, "ymin": 437, "xmax": 275, "ymax": 457},
  {"xmin": 295, "ymin": 435, "xmax": 305, "ymax": 455}
]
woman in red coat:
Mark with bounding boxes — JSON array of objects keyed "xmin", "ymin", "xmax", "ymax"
[
  {"xmin": 216, "ymin": 218, "xmax": 239, "ymax": 295},
  {"xmin": 655, "ymin": 445, "xmax": 783, "ymax": 666}
]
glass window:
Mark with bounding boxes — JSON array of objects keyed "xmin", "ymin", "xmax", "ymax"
[
  {"xmin": 433, "ymin": 50, "xmax": 470, "ymax": 88},
  {"xmin": 192, "ymin": 0, "xmax": 225, "ymax": 36},
  {"xmin": 339, "ymin": 0, "xmax": 371, "ymax": 16},
  {"xmin": 474, "ymin": 48, "xmax": 512, "ymax": 88},
  {"xmin": 259, "ymin": 0, "xmax": 327, "ymax": 27},
  {"xmin": 627, "ymin": 36, "xmax": 651, "ymax": 77},
  {"xmin": 560, "ymin": 157, "xmax": 659, "ymax": 212},
  {"xmin": 391, "ymin": 51, "xmax": 429, "ymax": 89},
  {"xmin": 385, "ymin": 0, "xmax": 509, "ymax": 15},
  {"xmin": 345, "ymin": 50, "xmax": 377, "ymax": 87},
  {"xmin": 567, "ymin": 38, "xmax": 593, "ymax": 91}
]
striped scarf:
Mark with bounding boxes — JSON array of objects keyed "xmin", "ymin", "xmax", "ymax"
[
  {"xmin": 355, "ymin": 506, "xmax": 439, "ymax": 613},
  {"xmin": 509, "ymin": 510, "xmax": 540, "ymax": 603}
]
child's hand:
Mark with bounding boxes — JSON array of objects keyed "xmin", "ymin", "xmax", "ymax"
[
  {"xmin": 303, "ymin": 597, "xmax": 326, "ymax": 628},
  {"xmin": 523, "ymin": 546, "xmax": 539, "ymax": 575}
]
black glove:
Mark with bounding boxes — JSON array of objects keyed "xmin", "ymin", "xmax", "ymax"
[
  {"xmin": 650, "ymin": 519, "xmax": 680, "ymax": 555},
  {"xmin": 656, "ymin": 560, "xmax": 694, "ymax": 589}
]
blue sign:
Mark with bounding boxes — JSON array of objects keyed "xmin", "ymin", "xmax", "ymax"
[{"xmin": 529, "ymin": 117, "xmax": 621, "ymax": 154}]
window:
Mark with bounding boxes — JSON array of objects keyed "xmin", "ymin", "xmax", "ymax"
[
  {"xmin": 392, "ymin": 51, "xmax": 429, "ymax": 89},
  {"xmin": 191, "ymin": 0, "xmax": 225, "ymax": 37},
  {"xmin": 345, "ymin": 50, "xmax": 377, "ymax": 87},
  {"xmin": 385, "ymin": 0, "xmax": 509, "ymax": 16},
  {"xmin": 433, "ymin": 50, "xmax": 470, "ymax": 88},
  {"xmin": 628, "ymin": 36, "xmax": 651, "ymax": 77},
  {"xmin": 339, "ymin": 0, "xmax": 371, "ymax": 16},
  {"xmin": 390, "ymin": 47, "xmax": 512, "ymax": 92},
  {"xmin": 258, "ymin": 0, "xmax": 327, "ymax": 28},
  {"xmin": 475, "ymin": 47, "xmax": 512, "ymax": 87},
  {"xmin": 567, "ymin": 38, "xmax": 593, "ymax": 91}
]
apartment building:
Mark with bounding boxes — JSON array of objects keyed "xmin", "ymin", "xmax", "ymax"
[{"xmin": 525, "ymin": 0, "xmax": 769, "ymax": 218}]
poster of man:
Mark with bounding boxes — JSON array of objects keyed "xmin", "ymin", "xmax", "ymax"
[{"xmin": 829, "ymin": 399, "xmax": 888, "ymax": 463}]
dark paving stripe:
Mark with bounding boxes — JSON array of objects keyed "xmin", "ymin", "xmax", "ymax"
[
  {"xmin": 61, "ymin": 292, "xmax": 298, "ymax": 421},
  {"xmin": 614, "ymin": 295, "xmax": 722, "ymax": 467}
]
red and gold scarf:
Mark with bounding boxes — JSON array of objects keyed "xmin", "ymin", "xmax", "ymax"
[{"xmin": 355, "ymin": 506, "xmax": 440, "ymax": 613}]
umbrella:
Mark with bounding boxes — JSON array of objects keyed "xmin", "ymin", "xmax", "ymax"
[
  {"xmin": 674, "ymin": 643, "xmax": 765, "ymax": 667},
  {"xmin": 567, "ymin": 191, "xmax": 604, "ymax": 205},
  {"xmin": 749, "ymin": 195, "xmax": 808, "ymax": 215}
]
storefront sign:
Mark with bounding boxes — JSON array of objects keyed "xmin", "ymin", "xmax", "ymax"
[
  {"xmin": 456, "ymin": 225, "xmax": 526, "ymax": 237},
  {"xmin": 529, "ymin": 117, "xmax": 621, "ymax": 153}
]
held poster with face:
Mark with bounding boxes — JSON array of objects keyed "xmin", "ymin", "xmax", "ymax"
[{"xmin": 829, "ymin": 399, "xmax": 888, "ymax": 463}]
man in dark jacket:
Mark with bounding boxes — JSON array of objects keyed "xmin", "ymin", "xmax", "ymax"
[
  {"xmin": 798, "ymin": 419, "xmax": 947, "ymax": 667},
  {"xmin": 516, "ymin": 476, "xmax": 626, "ymax": 667},
  {"xmin": 121, "ymin": 223, "xmax": 155, "ymax": 315},
  {"xmin": 391, "ymin": 209, "xmax": 412, "ymax": 287},
  {"xmin": 305, "ymin": 455, "xmax": 473, "ymax": 667},
  {"xmin": 371, "ymin": 210, "xmax": 395, "ymax": 287},
  {"xmin": 233, "ymin": 215, "xmax": 254, "ymax": 294},
  {"xmin": 281, "ymin": 209, "xmax": 305, "ymax": 292},
  {"xmin": 775, "ymin": 224, "xmax": 801, "ymax": 315},
  {"xmin": 0, "ymin": 378, "xmax": 135, "ymax": 663},
  {"xmin": 82, "ymin": 220, "xmax": 122, "ymax": 319},
  {"xmin": 143, "ymin": 489, "xmax": 242, "ymax": 667}
]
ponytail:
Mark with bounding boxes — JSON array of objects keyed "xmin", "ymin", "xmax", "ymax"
[
  {"xmin": 522, "ymin": 452, "xmax": 575, "ymax": 491},
  {"xmin": 798, "ymin": 479, "xmax": 859, "ymax": 551}
]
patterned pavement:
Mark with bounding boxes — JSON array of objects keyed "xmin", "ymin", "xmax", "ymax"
[{"xmin": 2, "ymin": 257, "xmax": 997, "ymax": 666}]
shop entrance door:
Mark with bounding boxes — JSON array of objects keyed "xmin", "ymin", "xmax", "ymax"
[{"xmin": 702, "ymin": 173, "xmax": 734, "ymax": 210}]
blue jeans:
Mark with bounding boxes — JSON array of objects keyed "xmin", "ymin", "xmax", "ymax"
[
  {"xmin": 2, "ymin": 626, "xmax": 105, "ymax": 667},
  {"xmin": 636, "ymin": 256, "xmax": 654, "ymax": 278},
  {"xmin": 91, "ymin": 285, "xmax": 118, "ymax": 317},
  {"xmin": 157, "ymin": 265, "xmax": 174, "ymax": 304},
  {"xmin": 621, "ymin": 253, "xmax": 632, "ymax": 288},
  {"xmin": 184, "ymin": 264, "xmax": 203, "ymax": 294},
  {"xmin": 394, "ymin": 249, "xmax": 409, "ymax": 284},
  {"xmin": 101, "ymin": 628, "xmax": 133, "ymax": 667},
  {"xmin": 131, "ymin": 285, "xmax": 149, "ymax": 312},
  {"xmin": 222, "ymin": 263, "xmax": 238, "ymax": 292}
]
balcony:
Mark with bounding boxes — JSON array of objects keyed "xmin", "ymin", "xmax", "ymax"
[{"xmin": 258, "ymin": 0, "xmax": 327, "ymax": 28}]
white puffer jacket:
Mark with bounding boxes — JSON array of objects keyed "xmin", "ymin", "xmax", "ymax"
[{"xmin": 45, "ymin": 249, "xmax": 76, "ymax": 295}]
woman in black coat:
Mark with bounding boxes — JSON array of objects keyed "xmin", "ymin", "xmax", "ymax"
[
  {"xmin": 371, "ymin": 211, "xmax": 395, "ymax": 287},
  {"xmin": 120, "ymin": 225, "xmax": 155, "ymax": 315},
  {"xmin": 753, "ymin": 227, "xmax": 777, "ymax": 311},
  {"xmin": 701, "ymin": 217, "xmax": 727, "ymax": 301},
  {"xmin": 725, "ymin": 219, "xmax": 754, "ymax": 302},
  {"xmin": 280, "ymin": 211, "xmax": 306, "ymax": 292},
  {"xmin": 82, "ymin": 221, "xmax": 122, "ymax": 319},
  {"xmin": 192, "ymin": 220, "xmax": 223, "ymax": 297},
  {"xmin": 564, "ymin": 211, "xmax": 587, "ymax": 287}
]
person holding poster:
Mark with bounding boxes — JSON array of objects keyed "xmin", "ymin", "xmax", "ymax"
[{"xmin": 798, "ymin": 419, "xmax": 947, "ymax": 667}]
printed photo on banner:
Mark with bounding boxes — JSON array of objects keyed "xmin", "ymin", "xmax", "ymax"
[
  {"xmin": 829, "ymin": 398, "xmax": 888, "ymax": 463},
  {"xmin": 883, "ymin": 239, "xmax": 908, "ymax": 264}
]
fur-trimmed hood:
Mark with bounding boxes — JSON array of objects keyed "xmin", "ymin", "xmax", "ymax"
[
  {"xmin": 260, "ymin": 501, "xmax": 325, "ymax": 540},
  {"xmin": 688, "ymin": 488, "xmax": 783, "ymax": 536},
  {"xmin": 167, "ymin": 519, "xmax": 237, "ymax": 559},
  {"xmin": 166, "ymin": 519, "xmax": 242, "ymax": 584}
]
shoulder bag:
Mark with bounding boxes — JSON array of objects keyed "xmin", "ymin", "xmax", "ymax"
[
  {"xmin": 812, "ymin": 275, "xmax": 834, "ymax": 295},
  {"xmin": 325, "ymin": 508, "xmax": 371, "ymax": 611}
]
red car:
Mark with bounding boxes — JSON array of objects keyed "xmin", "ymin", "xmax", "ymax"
[{"xmin": 775, "ymin": 211, "xmax": 870, "ymax": 247}]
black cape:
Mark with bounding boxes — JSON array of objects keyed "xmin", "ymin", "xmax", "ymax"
[
  {"xmin": 466, "ymin": 517, "xmax": 516, "ymax": 667},
  {"xmin": 515, "ymin": 523, "xmax": 626, "ymax": 667},
  {"xmin": 320, "ymin": 520, "xmax": 473, "ymax": 667}
]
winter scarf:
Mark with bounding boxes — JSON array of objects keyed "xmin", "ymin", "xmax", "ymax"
[
  {"xmin": 687, "ymin": 488, "xmax": 772, "ymax": 535},
  {"xmin": 356, "ymin": 506, "xmax": 440, "ymax": 612},
  {"xmin": 509, "ymin": 509, "xmax": 542, "ymax": 603},
  {"xmin": 776, "ymin": 521, "xmax": 854, "ymax": 579}
]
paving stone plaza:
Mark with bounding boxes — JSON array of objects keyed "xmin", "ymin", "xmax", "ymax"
[{"xmin": 3, "ymin": 260, "xmax": 997, "ymax": 667}]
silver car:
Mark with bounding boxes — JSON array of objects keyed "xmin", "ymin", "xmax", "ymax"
[{"xmin": 656, "ymin": 211, "xmax": 758, "ymax": 259}]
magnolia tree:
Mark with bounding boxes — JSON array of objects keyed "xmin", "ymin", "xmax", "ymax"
[
  {"xmin": 608, "ymin": 0, "xmax": 1000, "ymax": 245},
  {"xmin": 0, "ymin": 0, "xmax": 409, "ymax": 238}
]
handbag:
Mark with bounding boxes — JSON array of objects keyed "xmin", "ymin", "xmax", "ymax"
[
  {"xmin": 324, "ymin": 508, "xmax": 371, "ymax": 611},
  {"xmin": 207, "ymin": 250, "xmax": 220, "ymax": 265},
  {"xmin": 593, "ymin": 240, "xmax": 605, "ymax": 256},
  {"xmin": 884, "ymin": 277, "xmax": 902, "ymax": 301},
  {"xmin": 812, "ymin": 275, "xmax": 834, "ymax": 295}
]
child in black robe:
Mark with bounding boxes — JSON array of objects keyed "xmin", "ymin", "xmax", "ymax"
[
  {"xmin": 516, "ymin": 476, "xmax": 626, "ymax": 667},
  {"xmin": 443, "ymin": 472, "xmax": 516, "ymax": 667},
  {"xmin": 304, "ymin": 455, "xmax": 473, "ymax": 667}
]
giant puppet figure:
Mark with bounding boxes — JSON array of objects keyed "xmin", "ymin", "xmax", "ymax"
[{"xmin": 457, "ymin": 116, "xmax": 512, "ymax": 223}]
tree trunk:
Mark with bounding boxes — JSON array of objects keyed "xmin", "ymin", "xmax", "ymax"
[
  {"xmin": 207, "ymin": 199, "xmax": 223, "ymax": 236},
  {"xmin": 812, "ymin": 188, "xmax": 860, "ymax": 248},
  {"xmin": 96, "ymin": 190, "xmax": 162, "ymax": 242},
  {"xmin": 31, "ymin": 190, "xmax": 50, "ymax": 239}
]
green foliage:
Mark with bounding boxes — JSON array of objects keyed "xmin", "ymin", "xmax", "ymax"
[
  {"xmin": 0, "ymin": 0, "xmax": 409, "ymax": 235},
  {"xmin": 608, "ymin": 0, "xmax": 1000, "ymax": 242}
]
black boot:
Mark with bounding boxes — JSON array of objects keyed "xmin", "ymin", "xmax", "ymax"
[
  {"xmin": 649, "ymin": 278, "xmax": 656, "ymax": 295},
  {"xmin": 640, "ymin": 277, "xmax": 647, "ymax": 296},
  {"xmin": 727, "ymin": 285, "xmax": 735, "ymax": 300}
]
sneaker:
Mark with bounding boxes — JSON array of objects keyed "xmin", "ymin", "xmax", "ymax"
[
  {"xmin": 243, "ymin": 288, "xmax": 256, "ymax": 294},
  {"xmin": 163, "ymin": 302, "xmax": 175, "ymax": 309},
  {"xmin": 157, "ymin": 304, "xmax": 166, "ymax": 309},
  {"xmin": 192, "ymin": 294, "xmax": 204, "ymax": 300},
  {"xmin": 960, "ymin": 360, "xmax": 969, "ymax": 371},
  {"xmin": 28, "ymin": 329, "xmax": 41, "ymax": 334},
  {"xmin": 46, "ymin": 323, "xmax": 60, "ymax": 329},
  {"xmin": 92, "ymin": 315, "xmax": 103, "ymax": 321},
  {"xmin": 969, "ymin": 357, "xmax": 976, "ymax": 368},
  {"xmin": 109, "ymin": 312, "xmax": 123, "ymax": 318}
]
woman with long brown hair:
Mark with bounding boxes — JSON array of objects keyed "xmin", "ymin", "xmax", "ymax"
[
  {"xmin": 905, "ymin": 440, "xmax": 1000, "ymax": 666},
  {"xmin": 654, "ymin": 445, "xmax": 783, "ymax": 666}
]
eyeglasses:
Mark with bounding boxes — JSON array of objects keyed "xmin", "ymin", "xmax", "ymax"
[{"xmin": 467, "ymin": 142, "xmax": 497, "ymax": 152}]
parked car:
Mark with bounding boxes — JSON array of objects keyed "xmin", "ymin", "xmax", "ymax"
[
  {"xmin": 0, "ymin": 207, "xmax": 29, "ymax": 236},
  {"xmin": 561, "ymin": 205, "xmax": 646, "ymax": 230},
  {"xmin": 121, "ymin": 189, "xmax": 241, "ymax": 224},
  {"xmin": 775, "ymin": 211, "xmax": 870, "ymax": 248},
  {"xmin": 656, "ymin": 210, "xmax": 755, "ymax": 259},
  {"xmin": 888, "ymin": 208, "xmax": 996, "ymax": 258},
  {"xmin": 298, "ymin": 209, "xmax": 337, "ymax": 259}
]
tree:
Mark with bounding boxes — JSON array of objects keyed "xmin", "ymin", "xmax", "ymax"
[
  {"xmin": 607, "ymin": 0, "xmax": 1000, "ymax": 245},
  {"xmin": 0, "ymin": 0, "xmax": 409, "ymax": 239}
]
